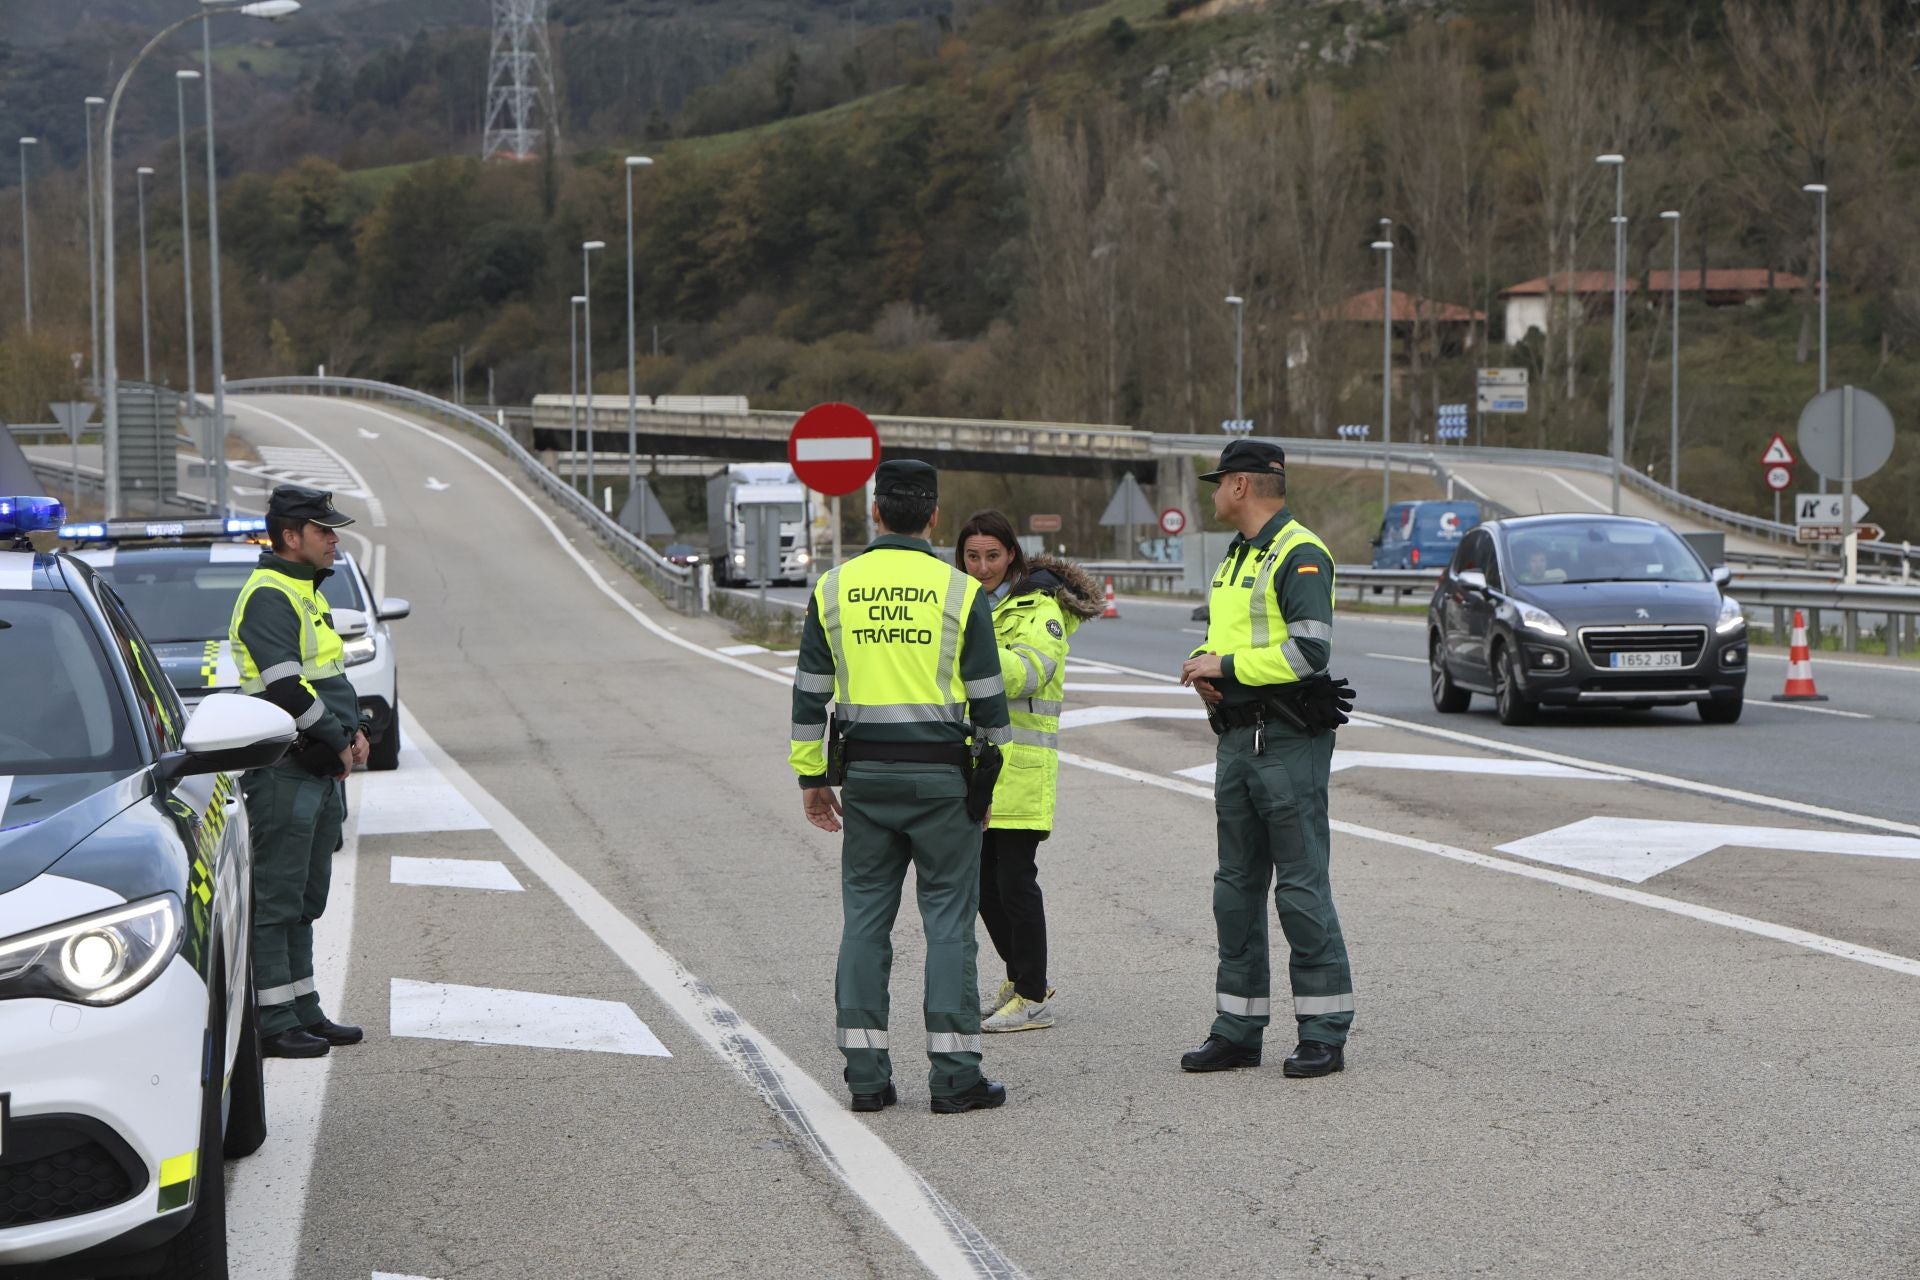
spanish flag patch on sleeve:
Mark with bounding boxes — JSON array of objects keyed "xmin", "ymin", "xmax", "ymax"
[{"xmin": 1296, "ymin": 565, "xmax": 1321, "ymax": 575}]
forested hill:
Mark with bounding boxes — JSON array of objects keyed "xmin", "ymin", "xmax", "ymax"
[{"xmin": 1, "ymin": 0, "xmax": 1916, "ymax": 539}]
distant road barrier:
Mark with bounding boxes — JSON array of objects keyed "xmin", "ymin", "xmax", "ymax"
[{"xmin": 226, "ymin": 376, "xmax": 705, "ymax": 614}]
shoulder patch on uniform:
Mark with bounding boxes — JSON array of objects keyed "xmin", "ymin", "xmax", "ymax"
[
  {"xmin": 1046, "ymin": 618, "xmax": 1064, "ymax": 638},
  {"xmin": 1296, "ymin": 565, "xmax": 1321, "ymax": 575}
]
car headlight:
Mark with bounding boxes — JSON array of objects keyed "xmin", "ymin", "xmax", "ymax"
[
  {"xmin": 1516, "ymin": 602, "xmax": 1567, "ymax": 637},
  {"xmin": 0, "ymin": 895, "xmax": 184, "ymax": 1006},
  {"xmin": 794, "ymin": 550, "xmax": 811, "ymax": 565},
  {"xmin": 342, "ymin": 634, "xmax": 377, "ymax": 666},
  {"xmin": 732, "ymin": 552, "xmax": 746, "ymax": 565},
  {"xmin": 1716, "ymin": 594, "xmax": 1745, "ymax": 634}
]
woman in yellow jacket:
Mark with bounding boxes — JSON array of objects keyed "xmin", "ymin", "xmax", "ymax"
[{"xmin": 955, "ymin": 511, "xmax": 1101, "ymax": 1033}]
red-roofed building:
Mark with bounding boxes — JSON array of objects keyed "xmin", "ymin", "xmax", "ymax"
[
  {"xmin": 1500, "ymin": 268, "xmax": 1807, "ymax": 342},
  {"xmin": 1289, "ymin": 287, "xmax": 1487, "ymax": 368}
]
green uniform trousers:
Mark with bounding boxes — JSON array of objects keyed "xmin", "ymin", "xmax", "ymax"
[
  {"xmin": 835, "ymin": 761, "xmax": 984, "ymax": 1097},
  {"xmin": 243, "ymin": 761, "xmax": 344, "ymax": 1036},
  {"xmin": 1209, "ymin": 723, "xmax": 1354, "ymax": 1048}
]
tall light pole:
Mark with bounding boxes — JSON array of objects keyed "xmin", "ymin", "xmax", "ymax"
[
  {"xmin": 17, "ymin": 137, "xmax": 35, "ymax": 332},
  {"xmin": 1804, "ymin": 182, "xmax": 1829, "ymax": 495},
  {"xmin": 1596, "ymin": 153, "xmax": 1626, "ymax": 513},
  {"xmin": 1660, "ymin": 209, "xmax": 1680, "ymax": 491},
  {"xmin": 175, "ymin": 71, "xmax": 200, "ymax": 400},
  {"xmin": 100, "ymin": 1, "xmax": 301, "ymax": 518},
  {"xmin": 623, "ymin": 155, "xmax": 652, "ymax": 512},
  {"xmin": 203, "ymin": 5, "xmax": 237, "ymax": 515},
  {"xmin": 581, "ymin": 239, "xmax": 605, "ymax": 507},
  {"xmin": 1224, "ymin": 294, "xmax": 1244, "ymax": 430},
  {"xmin": 85, "ymin": 97, "xmax": 105, "ymax": 389},
  {"xmin": 569, "ymin": 294, "xmax": 585, "ymax": 493},
  {"xmin": 136, "ymin": 167, "xmax": 155, "ymax": 384},
  {"xmin": 1371, "ymin": 226, "xmax": 1395, "ymax": 512}
]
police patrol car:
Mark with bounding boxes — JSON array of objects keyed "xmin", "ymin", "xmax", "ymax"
[
  {"xmin": 62, "ymin": 515, "xmax": 410, "ymax": 771},
  {"xmin": 0, "ymin": 497, "xmax": 296, "ymax": 1277}
]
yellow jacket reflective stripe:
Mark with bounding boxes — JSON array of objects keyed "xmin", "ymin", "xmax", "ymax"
[
  {"xmin": 229, "ymin": 568, "xmax": 347, "ymax": 721},
  {"xmin": 1202, "ymin": 518, "xmax": 1335, "ymax": 688}
]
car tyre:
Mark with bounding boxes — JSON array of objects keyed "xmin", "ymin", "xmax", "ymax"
[
  {"xmin": 1699, "ymin": 694, "xmax": 1744, "ymax": 725},
  {"xmin": 369, "ymin": 687, "xmax": 401, "ymax": 772},
  {"xmin": 1492, "ymin": 644, "xmax": 1538, "ymax": 726},
  {"xmin": 1430, "ymin": 634, "xmax": 1470, "ymax": 713},
  {"xmin": 223, "ymin": 958, "xmax": 268, "ymax": 1159}
]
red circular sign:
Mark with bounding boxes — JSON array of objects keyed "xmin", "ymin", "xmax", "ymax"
[
  {"xmin": 1765, "ymin": 465, "xmax": 1793, "ymax": 492},
  {"xmin": 1158, "ymin": 507, "xmax": 1188, "ymax": 536},
  {"xmin": 787, "ymin": 403, "xmax": 881, "ymax": 497}
]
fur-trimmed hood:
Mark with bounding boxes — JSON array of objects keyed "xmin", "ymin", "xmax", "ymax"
[{"xmin": 1018, "ymin": 553, "xmax": 1102, "ymax": 621}]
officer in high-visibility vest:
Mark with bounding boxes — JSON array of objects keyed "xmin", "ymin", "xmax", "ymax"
[
  {"xmin": 790, "ymin": 459, "xmax": 1014, "ymax": 1115},
  {"xmin": 1178, "ymin": 440, "xmax": 1355, "ymax": 1079},
  {"xmin": 229, "ymin": 484, "xmax": 371, "ymax": 1059}
]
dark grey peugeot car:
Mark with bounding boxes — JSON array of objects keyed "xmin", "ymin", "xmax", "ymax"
[{"xmin": 1427, "ymin": 515, "xmax": 1748, "ymax": 725}]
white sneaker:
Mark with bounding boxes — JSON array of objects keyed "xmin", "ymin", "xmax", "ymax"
[
  {"xmin": 983, "ymin": 991, "xmax": 1055, "ymax": 1033},
  {"xmin": 980, "ymin": 979, "xmax": 1015, "ymax": 1017}
]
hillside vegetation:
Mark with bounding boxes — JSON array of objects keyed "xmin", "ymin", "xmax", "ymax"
[{"xmin": 1, "ymin": 0, "xmax": 1915, "ymax": 546}]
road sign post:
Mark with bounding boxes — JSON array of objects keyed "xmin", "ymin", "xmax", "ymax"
[{"xmin": 788, "ymin": 403, "xmax": 881, "ymax": 570}]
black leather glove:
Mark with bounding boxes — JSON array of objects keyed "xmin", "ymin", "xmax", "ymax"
[
  {"xmin": 1299, "ymin": 674, "xmax": 1355, "ymax": 732},
  {"xmin": 294, "ymin": 736, "xmax": 343, "ymax": 778}
]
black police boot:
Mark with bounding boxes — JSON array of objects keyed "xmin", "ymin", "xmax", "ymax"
[
  {"xmin": 260, "ymin": 1027, "xmax": 330, "ymax": 1059},
  {"xmin": 1282, "ymin": 1040, "xmax": 1345, "ymax": 1078},
  {"xmin": 305, "ymin": 1017, "xmax": 364, "ymax": 1046},
  {"xmin": 844, "ymin": 1067, "xmax": 897, "ymax": 1113},
  {"xmin": 930, "ymin": 1078, "xmax": 1007, "ymax": 1115},
  {"xmin": 1180, "ymin": 1034, "xmax": 1262, "ymax": 1073}
]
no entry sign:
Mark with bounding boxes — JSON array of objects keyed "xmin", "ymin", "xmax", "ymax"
[{"xmin": 788, "ymin": 403, "xmax": 880, "ymax": 496}]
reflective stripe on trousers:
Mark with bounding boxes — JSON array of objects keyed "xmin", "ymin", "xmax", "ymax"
[
  {"xmin": 928, "ymin": 1031, "xmax": 982, "ymax": 1054},
  {"xmin": 258, "ymin": 975, "xmax": 317, "ymax": 1005},
  {"xmin": 1216, "ymin": 992, "xmax": 1271, "ymax": 1017},
  {"xmin": 837, "ymin": 1027, "xmax": 891, "ymax": 1050}
]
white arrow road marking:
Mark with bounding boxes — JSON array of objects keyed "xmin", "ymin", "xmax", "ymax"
[
  {"xmin": 389, "ymin": 856, "xmax": 523, "ymax": 893},
  {"xmin": 358, "ymin": 428, "xmax": 381, "ymax": 439},
  {"xmin": 717, "ymin": 642, "xmax": 769, "ymax": 656},
  {"xmin": 1496, "ymin": 816, "xmax": 1920, "ymax": 884},
  {"xmin": 425, "ymin": 476, "xmax": 450, "ymax": 491},
  {"xmin": 1062, "ymin": 705, "xmax": 1211, "ymax": 729},
  {"xmin": 1176, "ymin": 751, "xmax": 1623, "ymax": 786},
  {"xmin": 373, "ymin": 1273, "xmax": 438, "ymax": 1280},
  {"xmin": 390, "ymin": 980, "xmax": 671, "ymax": 1056}
]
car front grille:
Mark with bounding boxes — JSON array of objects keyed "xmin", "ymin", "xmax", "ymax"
[
  {"xmin": 0, "ymin": 1118, "xmax": 144, "ymax": 1228},
  {"xmin": 1579, "ymin": 625, "xmax": 1708, "ymax": 670}
]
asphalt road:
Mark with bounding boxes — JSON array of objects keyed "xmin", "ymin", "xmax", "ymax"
[{"xmin": 209, "ymin": 394, "xmax": 1919, "ymax": 1280}]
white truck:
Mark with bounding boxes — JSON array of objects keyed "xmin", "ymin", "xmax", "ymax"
[{"xmin": 706, "ymin": 463, "xmax": 813, "ymax": 586}]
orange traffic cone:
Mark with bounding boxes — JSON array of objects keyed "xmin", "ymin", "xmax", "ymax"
[
  {"xmin": 1771, "ymin": 609, "xmax": 1827, "ymax": 702},
  {"xmin": 1101, "ymin": 577, "xmax": 1119, "ymax": 620}
]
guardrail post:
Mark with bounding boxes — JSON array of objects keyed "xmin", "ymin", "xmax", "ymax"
[
  {"xmin": 1772, "ymin": 606, "xmax": 1787, "ymax": 647},
  {"xmin": 1843, "ymin": 610, "xmax": 1859, "ymax": 653}
]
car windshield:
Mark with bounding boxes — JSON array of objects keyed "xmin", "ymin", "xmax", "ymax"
[
  {"xmin": 1507, "ymin": 521, "xmax": 1707, "ymax": 586},
  {"xmin": 88, "ymin": 550, "xmax": 366, "ymax": 643},
  {"xmin": 0, "ymin": 592, "xmax": 139, "ymax": 775}
]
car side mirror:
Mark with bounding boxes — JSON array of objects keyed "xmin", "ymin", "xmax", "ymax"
[
  {"xmin": 1710, "ymin": 565, "xmax": 1732, "ymax": 587},
  {"xmin": 376, "ymin": 597, "xmax": 412, "ymax": 622},
  {"xmin": 332, "ymin": 607, "xmax": 369, "ymax": 639},
  {"xmin": 1370, "ymin": 535, "xmax": 1382, "ymax": 548},
  {"xmin": 156, "ymin": 692, "xmax": 295, "ymax": 785},
  {"xmin": 1456, "ymin": 569, "xmax": 1488, "ymax": 592}
]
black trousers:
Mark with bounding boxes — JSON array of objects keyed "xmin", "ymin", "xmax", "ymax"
[{"xmin": 979, "ymin": 827, "xmax": 1048, "ymax": 1001}]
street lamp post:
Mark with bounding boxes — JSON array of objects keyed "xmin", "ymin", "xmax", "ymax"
[
  {"xmin": 1660, "ymin": 209, "xmax": 1680, "ymax": 491},
  {"xmin": 203, "ymin": 8, "xmax": 237, "ymax": 515},
  {"xmin": 17, "ymin": 137, "xmax": 35, "ymax": 332},
  {"xmin": 1596, "ymin": 153, "xmax": 1625, "ymax": 513},
  {"xmin": 136, "ymin": 167, "xmax": 155, "ymax": 383},
  {"xmin": 1804, "ymin": 182, "xmax": 1829, "ymax": 494},
  {"xmin": 623, "ymin": 156, "xmax": 652, "ymax": 518},
  {"xmin": 569, "ymin": 294, "xmax": 585, "ymax": 492},
  {"xmin": 581, "ymin": 239, "xmax": 605, "ymax": 507},
  {"xmin": 1224, "ymin": 294, "xmax": 1244, "ymax": 430},
  {"xmin": 1370, "ymin": 228, "xmax": 1395, "ymax": 512},
  {"xmin": 175, "ymin": 71, "xmax": 200, "ymax": 401},
  {"xmin": 85, "ymin": 97, "xmax": 105, "ymax": 389},
  {"xmin": 99, "ymin": 1, "xmax": 301, "ymax": 518}
]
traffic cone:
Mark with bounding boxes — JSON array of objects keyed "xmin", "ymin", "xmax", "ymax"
[
  {"xmin": 1771, "ymin": 610, "xmax": 1828, "ymax": 702},
  {"xmin": 1102, "ymin": 577, "xmax": 1119, "ymax": 620}
]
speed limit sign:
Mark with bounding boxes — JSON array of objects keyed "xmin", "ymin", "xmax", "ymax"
[
  {"xmin": 1764, "ymin": 465, "xmax": 1792, "ymax": 492},
  {"xmin": 1158, "ymin": 508, "xmax": 1188, "ymax": 536}
]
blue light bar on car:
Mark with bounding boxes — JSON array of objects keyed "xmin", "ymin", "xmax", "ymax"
[
  {"xmin": 59, "ymin": 515, "xmax": 265, "ymax": 542},
  {"xmin": 225, "ymin": 517, "xmax": 268, "ymax": 534},
  {"xmin": 57, "ymin": 521, "xmax": 109, "ymax": 539},
  {"xmin": 0, "ymin": 496, "xmax": 67, "ymax": 536}
]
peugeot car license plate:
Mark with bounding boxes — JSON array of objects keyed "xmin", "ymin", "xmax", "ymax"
[{"xmin": 1611, "ymin": 651, "xmax": 1682, "ymax": 669}]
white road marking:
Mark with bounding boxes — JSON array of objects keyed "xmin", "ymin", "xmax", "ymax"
[
  {"xmin": 327, "ymin": 399, "xmax": 1027, "ymax": 1280},
  {"xmin": 1749, "ymin": 650, "xmax": 1920, "ymax": 675},
  {"xmin": 1175, "ymin": 751, "xmax": 1624, "ymax": 785},
  {"xmin": 226, "ymin": 774, "xmax": 363, "ymax": 1280},
  {"xmin": 229, "ymin": 401, "xmax": 387, "ymax": 527},
  {"xmin": 358, "ymin": 428, "xmax": 381, "ymax": 439},
  {"xmin": 1061, "ymin": 705, "xmax": 1210, "ymax": 729},
  {"xmin": 356, "ymin": 746, "xmax": 491, "ymax": 835},
  {"xmin": 390, "ymin": 979, "xmax": 671, "ymax": 1056},
  {"xmin": 1059, "ymin": 751, "xmax": 1920, "ymax": 980},
  {"xmin": 1743, "ymin": 699, "xmax": 1871, "ymax": 719},
  {"xmin": 372, "ymin": 1273, "xmax": 437, "ymax": 1280},
  {"xmin": 1544, "ymin": 470, "xmax": 1611, "ymax": 513},
  {"xmin": 389, "ymin": 856, "xmax": 523, "ymax": 893},
  {"xmin": 1366, "ymin": 652, "xmax": 1426, "ymax": 665},
  {"xmin": 718, "ymin": 643, "xmax": 769, "ymax": 656},
  {"xmin": 424, "ymin": 476, "xmax": 450, "ymax": 491},
  {"xmin": 1358, "ymin": 710, "xmax": 1920, "ymax": 839},
  {"xmin": 1496, "ymin": 816, "xmax": 1920, "ymax": 884},
  {"xmin": 1069, "ymin": 682, "xmax": 1206, "ymax": 695}
]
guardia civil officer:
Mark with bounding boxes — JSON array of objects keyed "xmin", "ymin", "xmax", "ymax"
[
  {"xmin": 229, "ymin": 484, "xmax": 371, "ymax": 1058},
  {"xmin": 789, "ymin": 460, "xmax": 1015, "ymax": 1114},
  {"xmin": 1177, "ymin": 440, "xmax": 1356, "ymax": 1078}
]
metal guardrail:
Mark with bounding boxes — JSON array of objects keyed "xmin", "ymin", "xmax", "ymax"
[{"xmin": 224, "ymin": 376, "xmax": 703, "ymax": 614}]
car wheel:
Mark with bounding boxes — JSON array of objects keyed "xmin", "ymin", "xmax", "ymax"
[
  {"xmin": 223, "ymin": 956, "xmax": 268, "ymax": 1159},
  {"xmin": 369, "ymin": 688, "xmax": 401, "ymax": 772},
  {"xmin": 134, "ymin": 982, "xmax": 230, "ymax": 1277},
  {"xmin": 1699, "ymin": 695, "xmax": 1744, "ymax": 724},
  {"xmin": 1430, "ymin": 633, "xmax": 1470, "ymax": 713},
  {"xmin": 1492, "ymin": 644, "xmax": 1538, "ymax": 726}
]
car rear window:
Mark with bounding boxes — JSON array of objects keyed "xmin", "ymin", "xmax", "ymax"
[
  {"xmin": 0, "ymin": 592, "xmax": 139, "ymax": 775},
  {"xmin": 89, "ymin": 556, "xmax": 256, "ymax": 644}
]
